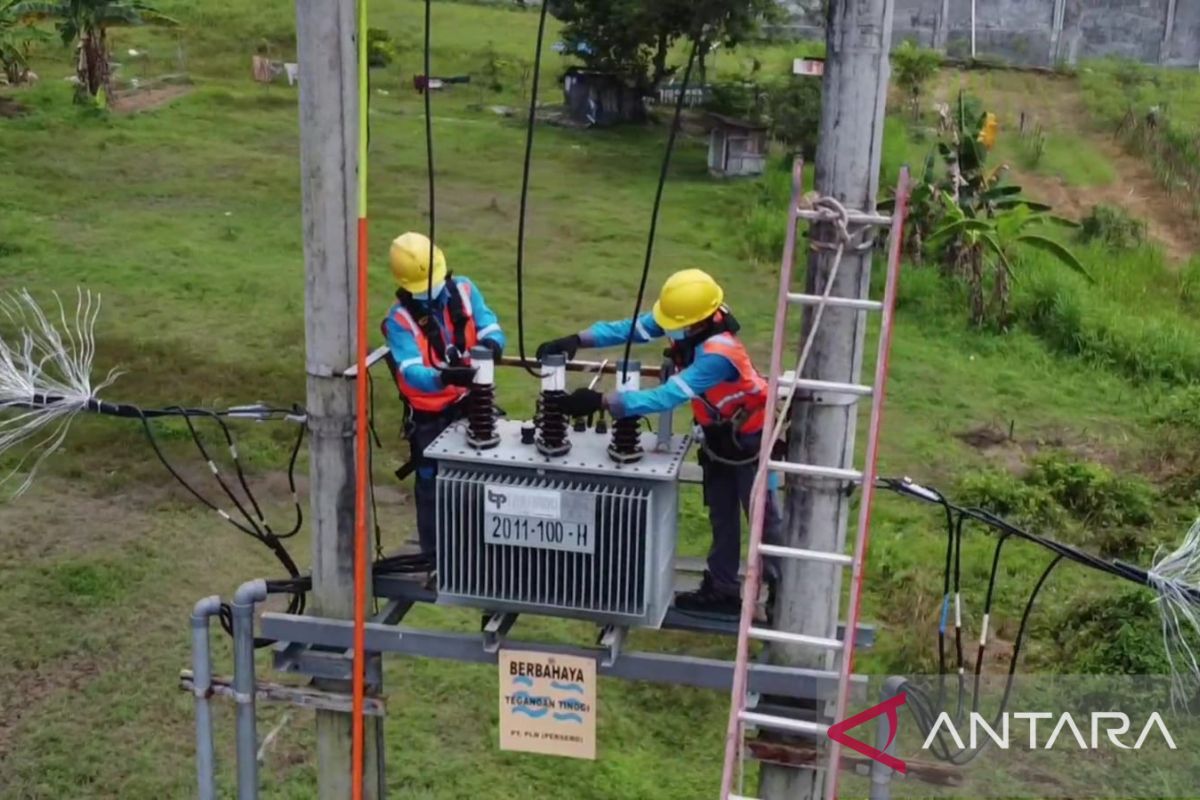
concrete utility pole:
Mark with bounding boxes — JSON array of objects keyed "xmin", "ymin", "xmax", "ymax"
[
  {"xmin": 296, "ymin": 0, "xmax": 383, "ymax": 796},
  {"xmin": 761, "ymin": 1, "xmax": 894, "ymax": 799}
]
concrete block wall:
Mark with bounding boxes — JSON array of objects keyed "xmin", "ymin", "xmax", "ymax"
[{"xmin": 776, "ymin": 0, "xmax": 1200, "ymax": 69}]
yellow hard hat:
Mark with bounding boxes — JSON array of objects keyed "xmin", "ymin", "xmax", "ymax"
[
  {"xmin": 652, "ymin": 269, "xmax": 724, "ymax": 331},
  {"xmin": 389, "ymin": 232, "xmax": 447, "ymax": 293}
]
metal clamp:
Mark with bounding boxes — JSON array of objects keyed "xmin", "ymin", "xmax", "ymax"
[{"xmin": 482, "ymin": 612, "xmax": 519, "ymax": 653}]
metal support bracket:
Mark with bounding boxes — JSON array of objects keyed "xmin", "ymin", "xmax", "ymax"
[
  {"xmin": 181, "ymin": 669, "xmax": 386, "ymax": 716},
  {"xmin": 655, "ymin": 358, "xmax": 675, "ymax": 452},
  {"xmin": 482, "ymin": 612, "xmax": 519, "ymax": 653},
  {"xmin": 597, "ymin": 625, "xmax": 628, "ymax": 667},
  {"xmin": 274, "ymin": 641, "xmax": 384, "ymax": 686},
  {"xmin": 372, "ymin": 599, "xmax": 414, "ymax": 625},
  {"xmin": 263, "ymin": 612, "xmax": 867, "ymax": 702}
]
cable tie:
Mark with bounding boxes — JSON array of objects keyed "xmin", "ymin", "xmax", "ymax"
[
  {"xmin": 218, "ymin": 509, "xmax": 231, "ymax": 521},
  {"xmin": 208, "ymin": 460, "xmax": 219, "ymax": 475}
]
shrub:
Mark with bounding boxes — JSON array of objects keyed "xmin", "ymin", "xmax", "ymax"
[
  {"xmin": 958, "ymin": 454, "xmax": 1156, "ymax": 558},
  {"xmin": 707, "ymin": 81, "xmax": 765, "ymax": 120},
  {"xmin": 1026, "ymin": 453, "xmax": 1155, "ymax": 528},
  {"xmin": 891, "ymin": 40, "xmax": 940, "ymax": 120},
  {"xmin": 367, "ymin": 28, "xmax": 396, "ymax": 68},
  {"xmin": 958, "ymin": 469, "xmax": 1061, "ymax": 527},
  {"xmin": 1052, "ymin": 589, "xmax": 1171, "ymax": 674},
  {"xmin": 765, "ymin": 78, "xmax": 821, "ymax": 160},
  {"xmin": 1078, "ymin": 204, "xmax": 1146, "ymax": 250}
]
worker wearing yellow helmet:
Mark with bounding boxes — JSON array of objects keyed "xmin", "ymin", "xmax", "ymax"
[
  {"xmin": 382, "ymin": 231, "xmax": 505, "ymax": 562},
  {"xmin": 537, "ymin": 269, "xmax": 782, "ymax": 615}
]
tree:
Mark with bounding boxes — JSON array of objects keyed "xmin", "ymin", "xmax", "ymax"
[
  {"xmin": 548, "ymin": 0, "xmax": 776, "ymax": 91},
  {"xmin": 0, "ymin": 0, "xmax": 48, "ymax": 84},
  {"xmin": 15, "ymin": 0, "xmax": 176, "ymax": 104},
  {"xmin": 929, "ymin": 198, "xmax": 1089, "ymax": 327},
  {"xmin": 891, "ymin": 39, "xmax": 940, "ymax": 120}
]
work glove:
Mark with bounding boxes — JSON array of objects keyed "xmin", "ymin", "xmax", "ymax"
[
  {"xmin": 536, "ymin": 334, "xmax": 581, "ymax": 363},
  {"xmin": 440, "ymin": 366, "xmax": 477, "ymax": 388},
  {"xmin": 480, "ymin": 338, "xmax": 503, "ymax": 361},
  {"xmin": 558, "ymin": 387, "xmax": 604, "ymax": 418}
]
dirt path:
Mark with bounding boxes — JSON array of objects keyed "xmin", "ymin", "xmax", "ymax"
[
  {"xmin": 110, "ymin": 85, "xmax": 192, "ymax": 115},
  {"xmin": 934, "ymin": 72, "xmax": 1200, "ymax": 263}
]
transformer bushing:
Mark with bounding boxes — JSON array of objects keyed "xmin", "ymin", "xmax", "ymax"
[
  {"xmin": 465, "ymin": 345, "xmax": 500, "ymax": 450},
  {"xmin": 535, "ymin": 353, "xmax": 571, "ymax": 456},
  {"xmin": 608, "ymin": 360, "xmax": 644, "ymax": 464}
]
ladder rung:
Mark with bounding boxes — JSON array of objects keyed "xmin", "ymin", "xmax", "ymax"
[
  {"xmin": 795, "ymin": 207, "xmax": 892, "ymax": 227},
  {"xmin": 757, "ymin": 544, "xmax": 852, "ymax": 565},
  {"xmin": 778, "ymin": 375, "xmax": 872, "ymax": 397},
  {"xmin": 749, "ymin": 627, "xmax": 842, "ymax": 649},
  {"xmin": 768, "ymin": 461, "xmax": 863, "ymax": 482},
  {"xmin": 739, "ymin": 710, "xmax": 828, "ymax": 736},
  {"xmin": 787, "ymin": 293, "xmax": 883, "ymax": 311}
]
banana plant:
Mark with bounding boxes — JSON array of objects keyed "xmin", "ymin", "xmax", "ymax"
[
  {"xmin": 14, "ymin": 0, "xmax": 176, "ymax": 104},
  {"xmin": 928, "ymin": 195, "xmax": 1090, "ymax": 327},
  {"xmin": 0, "ymin": 0, "xmax": 48, "ymax": 84}
]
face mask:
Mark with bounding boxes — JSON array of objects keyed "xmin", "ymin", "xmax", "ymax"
[
  {"xmin": 665, "ymin": 328, "xmax": 687, "ymax": 342},
  {"xmin": 410, "ymin": 284, "xmax": 446, "ymax": 302}
]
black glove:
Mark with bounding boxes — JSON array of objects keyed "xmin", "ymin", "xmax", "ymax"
[
  {"xmin": 559, "ymin": 387, "xmax": 604, "ymax": 417},
  {"xmin": 440, "ymin": 366, "xmax": 477, "ymax": 388},
  {"xmin": 536, "ymin": 334, "xmax": 581, "ymax": 363},
  {"xmin": 480, "ymin": 338, "xmax": 503, "ymax": 361}
]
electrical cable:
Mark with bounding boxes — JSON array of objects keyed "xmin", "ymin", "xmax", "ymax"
[
  {"xmin": 421, "ymin": 0, "xmax": 439, "ymax": 370},
  {"xmin": 952, "ymin": 512, "xmax": 966, "ymax": 720},
  {"xmin": 618, "ymin": 38, "xmax": 700, "ymax": 383},
  {"xmin": 512, "ymin": 0, "xmax": 554, "ymax": 378},
  {"xmin": 876, "ymin": 475, "xmax": 1200, "ymax": 766},
  {"xmin": 911, "ymin": 555, "xmax": 1063, "ymax": 766},
  {"xmin": 129, "ymin": 406, "xmax": 308, "ymax": 644},
  {"xmin": 972, "ymin": 531, "xmax": 1011, "ymax": 713}
]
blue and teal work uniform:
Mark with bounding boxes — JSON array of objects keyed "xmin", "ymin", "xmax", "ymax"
[
  {"xmin": 383, "ymin": 278, "xmax": 505, "ymax": 556},
  {"xmin": 383, "ymin": 279, "xmax": 505, "ymax": 396},
  {"xmin": 578, "ymin": 311, "xmax": 782, "ymax": 599}
]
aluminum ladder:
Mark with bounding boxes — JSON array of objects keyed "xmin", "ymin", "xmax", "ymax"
[{"xmin": 718, "ymin": 160, "xmax": 911, "ymax": 800}]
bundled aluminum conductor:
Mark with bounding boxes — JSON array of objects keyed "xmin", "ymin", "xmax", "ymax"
[{"xmin": 427, "ymin": 418, "xmax": 691, "ymax": 628}]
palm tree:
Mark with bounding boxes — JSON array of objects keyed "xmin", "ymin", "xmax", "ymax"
[{"xmin": 15, "ymin": 0, "xmax": 175, "ymax": 104}]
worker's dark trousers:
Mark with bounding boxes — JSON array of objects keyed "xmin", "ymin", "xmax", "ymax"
[
  {"xmin": 407, "ymin": 411, "xmax": 455, "ymax": 557},
  {"xmin": 701, "ymin": 431, "xmax": 783, "ymax": 598}
]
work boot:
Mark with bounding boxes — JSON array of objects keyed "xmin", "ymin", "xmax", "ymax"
[{"xmin": 674, "ymin": 573, "xmax": 741, "ymax": 616}]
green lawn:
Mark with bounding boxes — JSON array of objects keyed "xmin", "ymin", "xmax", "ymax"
[{"xmin": 1, "ymin": 2, "xmax": 1198, "ymax": 798}]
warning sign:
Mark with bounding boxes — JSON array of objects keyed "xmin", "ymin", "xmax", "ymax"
[{"xmin": 499, "ymin": 650, "xmax": 596, "ymax": 760}]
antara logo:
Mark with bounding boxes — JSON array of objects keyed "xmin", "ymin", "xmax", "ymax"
[
  {"xmin": 920, "ymin": 711, "xmax": 1177, "ymax": 751},
  {"xmin": 827, "ymin": 693, "xmax": 908, "ymax": 774},
  {"xmin": 826, "ymin": 694, "xmax": 1177, "ymax": 775}
]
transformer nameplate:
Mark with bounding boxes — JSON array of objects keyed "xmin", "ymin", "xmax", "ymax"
[{"xmin": 483, "ymin": 484, "xmax": 597, "ymax": 554}]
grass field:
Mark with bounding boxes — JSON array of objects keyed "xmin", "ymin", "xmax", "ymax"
[{"xmin": 2, "ymin": 2, "xmax": 1199, "ymax": 798}]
